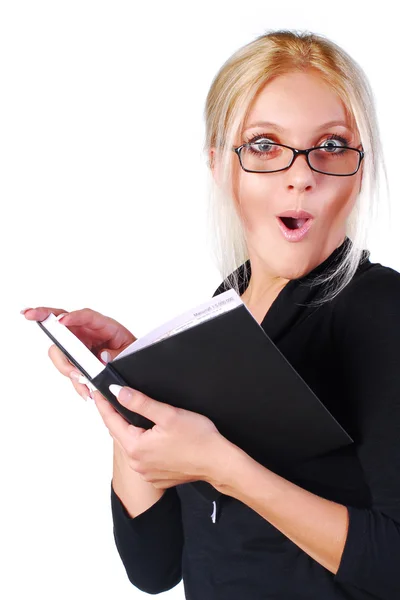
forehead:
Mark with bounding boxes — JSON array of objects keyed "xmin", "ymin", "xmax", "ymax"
[{"xmin": 243, "ymin": 72, "xmax": 352, "ymax": 133}]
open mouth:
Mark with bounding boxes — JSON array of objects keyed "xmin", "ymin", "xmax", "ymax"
[{"xmin": 279, "ymin": 217, "xmax": 310, "ymax": 230}]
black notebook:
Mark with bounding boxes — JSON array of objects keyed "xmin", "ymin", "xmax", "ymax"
[{"xmin": 34, "ymin": 289, "xmax": 353, "ymax": 500}]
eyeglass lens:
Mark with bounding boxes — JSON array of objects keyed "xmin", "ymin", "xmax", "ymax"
[{"xmin": 240, "ymin": 143, "xmax": 360, "ymax": 175}]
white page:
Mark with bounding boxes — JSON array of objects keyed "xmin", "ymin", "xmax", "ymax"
[
  {"xmin": 36, "ymin": 289, "xmax": 244, "ymax": 380},
  {"xmin": 115, "ymin": 288, "xmax": 244, "ymax": 360},
  {"xmin": 38, "ymin": 314, "xmax": 105, "ymax": 380}
]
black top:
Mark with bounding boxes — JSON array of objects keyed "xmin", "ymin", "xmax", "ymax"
[{"xmin": 110, "ymin": 238, "xmax": 400, "ymax": 600}]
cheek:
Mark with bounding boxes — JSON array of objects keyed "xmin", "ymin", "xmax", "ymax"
[
  {"xmin": 328, "ymin": 181, "xmax": 359, "ymax": 221},
  {"xmin": 320, "ymin": 190, "xmax": 357, "ymax": 227},
  {"xmin": 234, "ymin": 174, "xmax": 274, "ymax": 225},
  {"xmin": 312, "ymin": 167, "xmax": 359, "ymax": 219}
]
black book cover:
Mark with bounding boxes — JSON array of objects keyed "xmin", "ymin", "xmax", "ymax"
[{"xmin": 36, "ymin": 300, "xmax": 353, "ymax": 501}]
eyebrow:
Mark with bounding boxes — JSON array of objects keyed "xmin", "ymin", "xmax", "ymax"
[{"xmin": 244, "ymin": 120, "xmax": 351, "ymax": 132}]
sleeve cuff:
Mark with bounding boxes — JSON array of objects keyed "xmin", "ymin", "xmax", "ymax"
[
  {"xmin": 334, "ymin": 505, "xmax": 368, "ymax": 585},
  {"xmin": 110, "ymin": 480, "xmax": 179, "ymax": 532}
]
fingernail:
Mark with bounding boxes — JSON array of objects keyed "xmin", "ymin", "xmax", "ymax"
[
  {"xmin": 109, "ymin": 385, "xmax": 134, "ymax": 405},
  {"xmin": 20, "ymin": 308, "xmax": 32, "ymax": 314},
  {"xmin": 78, "ymin": 375, "xmax": 89, "ymax": 385},
  {"xmin": 69, "ymin": 371, "xmax": 81, "ymax": 381},
  {"xmin": 101, "ymin": 351, "xmax": 111, "ymax": 363},
  {"xmin": 56, "ymin": 313, "xmax": 68, "ymax": 321},
  {"xmin": 109, "ymin": 384, "xmax": 122, "ymax": 398}
]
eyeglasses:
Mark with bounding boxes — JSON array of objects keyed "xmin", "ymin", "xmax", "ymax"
[{"xmin": 232, "ymin": 140, "xmax": 364, "ymax": 176}]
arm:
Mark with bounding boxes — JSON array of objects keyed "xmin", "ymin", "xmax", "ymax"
[
  {"xmin": 111, "ymin": 441, "xmax": 184, "ymax": 594},
  {"xmin": 211, "ymin": 443, "xmax": 349, "ymax": 573},
  {"xmin": 209, "ymin": 267, "xmax": 400, "ymax": 600},
  {"xmin": 112, "ymin": 440, "xmax": 165, "ymax": 517},
  {"xmin": 330, "ymin": 267, "xmax": 400, "ymax": 597}
]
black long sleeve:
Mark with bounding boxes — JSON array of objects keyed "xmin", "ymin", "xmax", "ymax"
[
  {"xmin": 332, "ymin": 267, "xmax": 400, "ymax": 599},
  {"xmin": 110, "ymin": 482, "xmax": 184, "ymax": 594},
  {"xmin": 108, "ymin": 239, "xmax": 400, "ymax": 599}
]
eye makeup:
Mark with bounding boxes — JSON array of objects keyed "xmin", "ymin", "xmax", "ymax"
[{"xmin": 243, "ymin": 132, "xmax": 352, "ymax": 148}]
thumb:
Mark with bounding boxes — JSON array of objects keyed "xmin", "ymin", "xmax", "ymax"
[
  {"xmin": 98, "ymin": 347, "xmax": 127, "ymax": 365},
  {"xmin": 109, "ymin": 385, "xmax": 173, "ymax": 426},
  {"xmin": 100, "ymin": 349, "xmax": 114, "ymax": 364}
]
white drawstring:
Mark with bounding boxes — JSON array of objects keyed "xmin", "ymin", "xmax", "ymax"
[{"xmin": 211, "ymin": 501, "xmax": 217, "ymax": 523}]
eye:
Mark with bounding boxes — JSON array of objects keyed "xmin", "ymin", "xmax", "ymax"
[
  {"xmin": 245, "ymin": 132, "xmax": 274, "ymax": 143},
  {"xmin": 245, "ymin": 134, "xmax": 277, "ymax": 152},
  {"xmin": 254, "ymin": 139, "xmax": 274, "ymax": 151},
  {"xmin": 319, "ymin": 134, "xmax": 350, "ymax": 151}
]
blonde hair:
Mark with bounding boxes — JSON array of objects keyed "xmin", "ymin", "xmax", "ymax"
[{"xmin": 203, "ymin": 29, "xmax": 390, "ymax": 307}]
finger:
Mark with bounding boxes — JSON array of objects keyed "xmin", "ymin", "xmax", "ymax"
[
  {"xmin": 22, "ymin": 307, "xmax": 68, "ymax": 321},
  {"xmin": 56, "ymin": 307, "xmax": 105, "ymax": 327},
  {"xmin": 93, "ymin": 391, "xmax": 145, "ymax": 449},
  {"xmin": 111, "ymin": 386, "xmax": 178, "ymax": 428},
  {"xmin": 70, "ymin": 378, "xmax": 94, "ymax": 401},
  {"xmin": 48, "ymin": 344, "xmax": 78, "ymax": 377},
  {"xmin": 58, "ymin": 310, "xmax": 135, "ymax": 353},
  {"xmin": 57, "ymin": 308, "xmax": 116, "ymax": 332},
  {"xmin": 152, "ymin": 480, "xmax": 182, "ymax": 489},
  {"xmin": 45, "ymin": 343, "xmax": 92, "ymax": 402},
  {"xmin": 112, "ymin": 434, "xmax": 126, "ymax": 454}
]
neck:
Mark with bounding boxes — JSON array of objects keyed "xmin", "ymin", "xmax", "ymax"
[{"xmin": 242, "ymin": 276, "xmax": 289, "ymax": 306}]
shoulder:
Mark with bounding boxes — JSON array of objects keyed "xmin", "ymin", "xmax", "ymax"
[
  {"xmin": 330, "ymin": 263, "xmax": 400, "ymax": 420},
  {"xmin": 333, "ymin": 261, "xmax": 400, "ymax": 324},
  {"xmin": 331, "ymin": 261, "xmax": 400, "ymax": 369}
]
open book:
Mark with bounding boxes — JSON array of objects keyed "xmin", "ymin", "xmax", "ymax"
[
  {"xmin": 33, "ymin": 289, "xmax": 353, "ymax": 497},
  {"xmin": 37, "ymin": 289, "xmax": 244, "ymax": 382}
]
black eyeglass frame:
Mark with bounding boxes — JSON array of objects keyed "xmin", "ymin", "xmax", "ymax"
[{"xmin": 232, "ymin": 141, "xmax": 365, "ymax": 177}]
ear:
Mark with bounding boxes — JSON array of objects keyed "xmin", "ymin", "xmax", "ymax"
[
  {"xmin": 209, "ymin": 148, "xmax": 221, "ymax": 187},
  {"xmin": 359, "ymin": 160, "xmax": 364, "ymax": 193}
]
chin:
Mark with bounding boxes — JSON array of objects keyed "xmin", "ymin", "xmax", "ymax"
[
  {"xmin": 280, "ymin": 266, "xmax": 310, "ymax": 280},
  {"xmin": 267, "ymin": 249, "xmax": 314, "ymax": 281}
]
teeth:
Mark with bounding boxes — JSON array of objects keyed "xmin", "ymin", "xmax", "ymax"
[
  {"xmin": 280, "ymin": 216, "xmax": 309, "ymax": 230},
  {"xmin": 295, "ymin": 219, "xmax": 307, "ymax": 228}
]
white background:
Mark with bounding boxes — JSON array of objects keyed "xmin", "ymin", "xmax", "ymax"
[{"xmin": 2, "ymin": 1, "xmax": 399, "ymax": 598}]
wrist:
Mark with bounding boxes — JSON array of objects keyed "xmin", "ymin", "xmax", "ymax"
[{"xmin": 205, "ymin": 433, "xmax": 250, "ymax": 494}]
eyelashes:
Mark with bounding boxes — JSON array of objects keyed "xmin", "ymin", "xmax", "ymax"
[{"xmin": 244, "ymin": 132, "xmax": 351, "ymax": 147}]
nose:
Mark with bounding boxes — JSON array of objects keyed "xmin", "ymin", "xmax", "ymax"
[
  {"xmin": 285, "ymin": 152, "xmax": 315, "ymax": 189},
  {"xmin": 289, "ymin": 150, "xmax": 313, "ymax": 170}
]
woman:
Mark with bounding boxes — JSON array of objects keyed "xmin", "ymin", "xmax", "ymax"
[{"xmin": 22, "ymin": 30, "xmax": 400, "ymax": 599}]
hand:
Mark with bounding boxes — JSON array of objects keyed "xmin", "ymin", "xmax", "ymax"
[
  {"xmin": 93, "ymin": 384, "xmax": 227, "ymax": 490},
  {"xmin": 21, "ymin": 306, "xmax": 136, "ymax": 401}
]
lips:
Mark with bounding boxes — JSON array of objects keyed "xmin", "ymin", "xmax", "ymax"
[
  {"xmin": 276, "ymin": 214, "xmax": 314, "ymax": 242},
  {"xmin": 277, "ymin": 210, "xmax": 314, "ymax": 219}
]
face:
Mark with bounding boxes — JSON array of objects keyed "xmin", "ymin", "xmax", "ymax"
[{"xmin": 211, "ymin": 71, "xmax": 363, "ymax": 285}]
